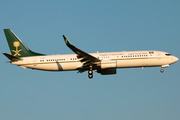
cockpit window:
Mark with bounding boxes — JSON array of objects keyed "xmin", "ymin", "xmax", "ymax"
[{"xmin": 165, "ymin": 54, "xmax": 171, "ymax": 56}]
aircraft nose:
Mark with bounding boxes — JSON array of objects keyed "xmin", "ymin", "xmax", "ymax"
[{"xmin": 174, "ymin": 56, "xmax": 179, "ymax": 62}]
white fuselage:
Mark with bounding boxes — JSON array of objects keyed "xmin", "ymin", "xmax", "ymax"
[{"xmin": 11, "ymin": 51, "xmax": 179, "ymax": 71}]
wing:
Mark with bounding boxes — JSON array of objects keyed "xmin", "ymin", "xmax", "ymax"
[{"xmin": 63, "ymin": 35, "xmax": 101, "ymax": 72}]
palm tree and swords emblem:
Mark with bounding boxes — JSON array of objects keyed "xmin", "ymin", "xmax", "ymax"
[{"xmin": 12, "ymin": 41, "xmax": 22, "ymax": 56}]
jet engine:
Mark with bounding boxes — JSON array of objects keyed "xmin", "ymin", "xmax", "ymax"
[{"xmin": 97, "ymin": 68, "xmax": 116, "ymax": 75}]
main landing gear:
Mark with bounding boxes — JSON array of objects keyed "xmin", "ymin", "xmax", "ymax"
[{"xmin": 88, "ymin": 67, "xmax": 93, "ymax": 79}]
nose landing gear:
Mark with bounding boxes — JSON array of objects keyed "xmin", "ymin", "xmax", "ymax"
[
  {"xmin": 160, "ymin": 68, "xmax": 164, "ymax": 73},
  {"xmin": 88, "ymin": 74, "xmax": 93, "ymax": 79}
]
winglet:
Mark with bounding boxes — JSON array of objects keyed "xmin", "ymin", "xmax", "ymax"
[{"xmin": 63, "ymin": 35, "xmax": 72, "ymax": 46}]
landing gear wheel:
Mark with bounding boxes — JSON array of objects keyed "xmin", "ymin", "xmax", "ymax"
[
  {"xmin": 88, "ymin": 66, "xmax": 93, "ymax": 79},
  {"xmin": 160, "ymin": 69, "xmax": 164, "ymax": 73},
  {"xmin": 88, "ymin": 70, "xmax": 93, "ymax": 74},
  {"xmin": 88, "ymin": 74, "xmax": 93, "ymax": 79}
]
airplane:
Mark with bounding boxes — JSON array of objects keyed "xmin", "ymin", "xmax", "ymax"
[{"xmin": 3, "ymin": 29, "xmax": 179, "ymax": 79}]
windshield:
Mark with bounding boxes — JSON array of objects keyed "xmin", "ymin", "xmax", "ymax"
[{"xmin": 165, "ymin": 54, "xmax": 171, "ymax": 56}]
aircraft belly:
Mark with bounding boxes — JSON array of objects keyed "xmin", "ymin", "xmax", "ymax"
[
  {"xmin": 60, "ymin": 62, "xmax": 81, "ymax": 71},
  {"xmin": 146, "ymin": 57, "xmax": 172, "ymax": 66},
  {"xmin": 23, "ymin": 62, "xmax": 81, "ymax": 71},
  {"xmin": 117, "ymin": 59, "xmax": 146, "ymax": 68},
  {"xmin": 23, "ymin": 64, "xmax": 60, "ymax": 71}
]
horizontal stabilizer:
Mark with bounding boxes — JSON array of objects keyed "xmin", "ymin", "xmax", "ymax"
[{"xmin": 2, "ymin": 53, "xmax": 23, "ymax": 61}]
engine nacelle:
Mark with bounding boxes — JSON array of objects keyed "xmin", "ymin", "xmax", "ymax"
[
  {"xmin": 101, "ymin": 60, "xmax": 117, "ymax": 69},
  {"xmin": 97, "ymin": 68, "xmax": 116, "ymax": 75}
]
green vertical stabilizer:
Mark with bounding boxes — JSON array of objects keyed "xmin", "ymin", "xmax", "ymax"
[{"xmin": 4, "ymin": 29, "xmax": 45, "ymax": 57}]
